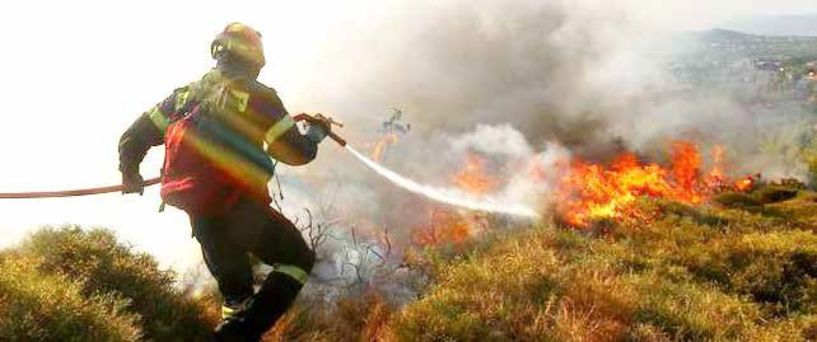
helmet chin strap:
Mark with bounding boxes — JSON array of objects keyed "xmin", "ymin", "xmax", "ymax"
[{"xmin": 216, "ymin": 58, "xmax": 261, "ymax": 80}]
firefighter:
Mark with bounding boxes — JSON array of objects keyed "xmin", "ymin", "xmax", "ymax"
[{"xmin": 118, "ymin": 23, "xmax": 328, "ymax": 341}]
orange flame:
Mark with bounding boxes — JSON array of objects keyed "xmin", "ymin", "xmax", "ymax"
[
  {"xmin": 413, "ymin": 154, "xmax": 496, "ymax": 247},
  {"xmin": 412, "ymin": 209, "xmax": 487, "ymax": 247},
  {"xmin": 734, "ymin": 176, "xmax": 756, "ymax": 192},
  {"xmin": 451, "ymin": 154, "xmax": 496, "ymax": 196},
  {"xmin": 556, "ymin": 141, "xmax": 748, "ymax": 228}
]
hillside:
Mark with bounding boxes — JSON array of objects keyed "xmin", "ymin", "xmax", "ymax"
[
  {"xmin": 384, "ymin": 183, "xmax": 817, "ymax": 340},
  {"xmin": 261, "ymin": 182, "xmax": 817, "ymax": 341},
  {"xmin": 3, "ymin": 182, "xmax": 817, "ymax": 341},
  {"xmin": 725, "ymin": 14, "xmax": 817, "ymax": 37},
  {"xmin": 683, "ymin": 28, "xmax": 817, "ymax": 60}
]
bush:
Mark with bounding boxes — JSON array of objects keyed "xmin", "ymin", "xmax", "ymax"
[
  {"xmin": 681, "ymin": 230, "xmax": 817, "ymax": 315},
  {"xmin": 19, "ymin": 226, "xmax": 216, "ymax": 340},
  {"xmin": 0, "ymin": 226, "xmax": 216, "ymax": 341},
  {"xmin": 0, "ymin": 253, "xmax": 141, "ymax": 341}
]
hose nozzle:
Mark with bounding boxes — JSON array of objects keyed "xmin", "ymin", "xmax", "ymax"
[{"xmin": 293, "ymin": 113, "xmax": 347, "ymax": 146}]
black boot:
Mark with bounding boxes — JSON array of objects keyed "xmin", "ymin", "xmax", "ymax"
[{"xmin": 212, "ymin": 271, "xmax": 304, "ymax": 341}]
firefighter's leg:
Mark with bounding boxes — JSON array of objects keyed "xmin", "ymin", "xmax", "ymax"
[
  {"xmin": 191, "ymin": 215, "xmax": 254, "ymax": 317},
  {"xmin": 214, "ymin": 199, "xmax": 314, "ymax": 340}
]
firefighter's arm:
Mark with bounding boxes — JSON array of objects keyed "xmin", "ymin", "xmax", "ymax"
[
  {"xmin": 118, "ymin": 88, "xmax": 184, "ymax": 194},
  {"xmin": 263, "ymin": 116, "xmax": 328, "ymax": 165},
  {"xmin": 118, "ymin": 111, "xmax": 164, "ymax": 194},
  {"xmin": 261, "ymin": 91, "xmax": 327, "ymax": 166}
]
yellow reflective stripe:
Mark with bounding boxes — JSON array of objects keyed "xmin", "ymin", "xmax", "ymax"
[
  {"xmin": 148, "ymin": 107, "xmax": 169, "ymax": 133},
  {"xmin": 221, "ymin": 306, "xmax": 236, "ymax": 320},
  {"xmin": 175, "ymin": 90, "xmax": 190, "ymax": 112},
  {"xmin": 263, "ymin": 116, "xmax": 295, "ymax": 145},
  {"xmin": 273, "ymin": 264, "xmax": 309, "ymax": 284}
]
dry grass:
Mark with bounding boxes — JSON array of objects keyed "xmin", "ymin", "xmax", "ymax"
[
  {"xmin": 390, "ymin": 183, "xmax": 817, "ymax": 341},
  {"xmin": 4, "ymin": 182, "xmax": 817, "ymax": 341}
]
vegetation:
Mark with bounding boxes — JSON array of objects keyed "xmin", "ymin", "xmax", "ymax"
[
  {"xmin": 0, "ymin": 226, "xmax": 216, "ymax": 341},
  {"xmin": 387, "ymin": 182, "xmax": 817, "ymax": 341},
  {"xmin": 4, "ymin": 181, "xmax": 817, "ymax": 341}
]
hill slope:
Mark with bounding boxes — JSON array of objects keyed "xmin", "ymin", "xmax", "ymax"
[
  {"xmin": 3, "ymin": 183, "xmax": 817, "ymax": 341},
  {"xmin": 388, "ymin": 185, "xmax": 817, "ymax": 340},
  {"xmin": 725, "ymin": 15, "xmax": 817, "ymax": 37}
]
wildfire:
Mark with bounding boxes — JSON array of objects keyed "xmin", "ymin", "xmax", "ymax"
[
  {"xmin": 414, "ymin": 154, "xmax": 497, "ymax": 247},
  {"xmin": 556, "ymin": 141, "xmax": 750, "ymax": 228},
  {"xmin": 452, "ymin": 154, "xmax": 496, "ymax": 195},
  {"xmin": 412, "ymin": 209, "xmax": 488, "ymax": 247}
]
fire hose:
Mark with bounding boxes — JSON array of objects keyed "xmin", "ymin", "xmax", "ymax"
[{"xmin": 0, "ymin": 177, "xmax": 162, "ymax": 199}]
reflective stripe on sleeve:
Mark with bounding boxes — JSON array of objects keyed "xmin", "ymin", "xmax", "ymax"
[
  {"xmin": 263, "ymin": 116, "xmax": 295, "ymax": 145},
  {"xmin": 273, "ymin": 264, "xmax": 309, "ymax": 284},
  {"xmin": 175, "ymin": 90, "xmax": 190, "ymax": 112},
  {"xmin": 148, "ymin": 107, "xmax": 170, "ymax": 133},
  {"xmin": 221, "ymin": 306, "xmax": 236, "ymax": 320}
]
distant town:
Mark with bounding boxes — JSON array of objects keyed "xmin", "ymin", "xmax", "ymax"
[{"xmin": 667, "ymin": 29, "xmax": 817, "ymax": 111}]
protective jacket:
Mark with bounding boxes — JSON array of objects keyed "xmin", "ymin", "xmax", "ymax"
[{"xmin": 119, "ymin": 68, "xmax": 319, "ymax": 215}]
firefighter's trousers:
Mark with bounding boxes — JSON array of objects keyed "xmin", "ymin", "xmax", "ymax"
[{"xmin": 192, "ymin": 197, "xmax": 314, "ymax": 337}]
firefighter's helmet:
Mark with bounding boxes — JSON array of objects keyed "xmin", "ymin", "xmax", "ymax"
[{"xmin": 211, "ymin": 23, "xmax": 265, "ymax": 68}]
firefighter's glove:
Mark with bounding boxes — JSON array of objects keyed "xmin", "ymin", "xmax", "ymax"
[
  {"xmin": 305, "ymin": 115, "xmax": 331, "ymax": 144},
  {"xmin": 122, "ymin": 172, "xmax": 145, "ymax": 195}
]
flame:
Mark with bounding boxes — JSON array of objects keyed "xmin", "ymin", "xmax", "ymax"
[
  {"xmin": 412, "ymin": 209, "xmax": 487, "ymax": 247},
  {"xmin": 556, "ymin": 141, "xmax": 749, "ymax": 228},
  {"xmin": 451, "ymin": 154, "xmax": 496, "ymax": 196},
  {"xmin": 704, "ymin": 145, "xmax": 727, "ymax": 188},
  {"xmin": 413, "ymin": 154, "xmax": 497, "ymax": 247},
  {"xmin": 734, "ymin": 176, "xmax": 756, "ymax": 192}
]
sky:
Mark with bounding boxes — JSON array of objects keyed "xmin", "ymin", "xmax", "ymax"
[{"xmin": 0, "ymin": 0, "xmax": 815, "ymax": 273}]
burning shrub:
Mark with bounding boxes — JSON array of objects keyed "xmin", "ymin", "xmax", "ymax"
[{"xmin": 555, "ymin": 141, "xmax": 753, "ymax": 229}]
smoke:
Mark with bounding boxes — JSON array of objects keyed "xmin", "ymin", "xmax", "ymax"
[
  {"xmin": 262, "ymin": 0, "xmax": 817, "ymax": 298},
  {"xmin": 289, "ymin": 0, "xmax": 661, "ymax": 147},
  {"xmin": 449, "ymin": 124, "xmax": 534, "ymax": 158}
]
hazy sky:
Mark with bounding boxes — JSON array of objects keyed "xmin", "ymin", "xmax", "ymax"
[
  {"xmin": 0, "ymin": 0, "xmax": 815, "ymax": 273},
  {"xmin": 629, "ymin": 1, "xmax": 817, "ymax": 30}
]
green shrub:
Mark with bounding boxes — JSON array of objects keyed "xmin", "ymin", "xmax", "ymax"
[
  {"xmin": 0, "ymin": 253, "xmax": 141, "ymax": 341},
  {"xmin": 754, "ymin": 186, "xmax": 800, "ymax": 204},
  {"xmin": 19, "ymin": 226, "xmax": 215, "ymax": 340},
  {"xmin": 681, "ymin": 230, "xmax": 817, "ymax": 315},
  {"xmin": 714, "ymin": 191, "xmax": 763, "ymax": 209}
]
